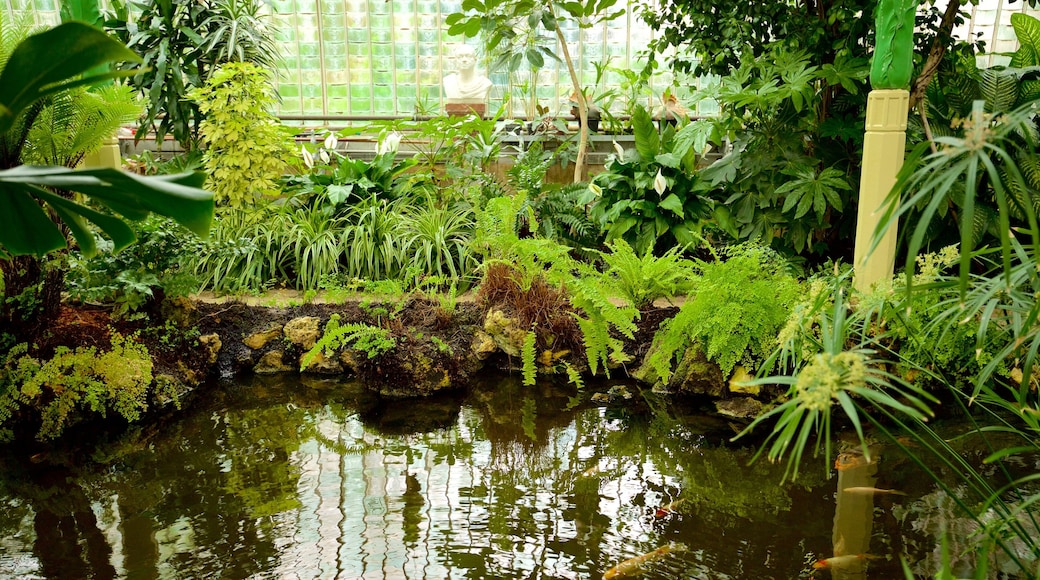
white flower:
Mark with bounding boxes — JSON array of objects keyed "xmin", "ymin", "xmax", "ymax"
[
  {"xmin": 613, "ymin": 140, "xmax": 624, "ymax": 158},
  {"xmin": 301, "ymin": 146, "xmax": 314, "ymax": 169},
  {"xmin": 323, "ymin": 132, "xmax": 338, "ymax": 151},
  {"xmin": 588, "ymin": 183, "xmax": 603, "ymax": 198},
  {"xmin": 653, "ymin": 169, "xmax": 667, "ymax": 197},
  {"xmin": 319, "ymin": 149, "xmax": 331, "ymax": 165},
  {"xmin": 377, "ymin": 131, "xmax": 402, "ymax": 155}
]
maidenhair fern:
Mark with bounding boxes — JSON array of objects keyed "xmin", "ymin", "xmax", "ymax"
[
  {"xmin": 302, "ymin": 314, "xmax": 397, "ymax": 369},
  {"xmin": 0, "ymin": 333, "xmax": 154, "ymax": 441},
  {"xmin": 644, "ymin": 244, "xmax": 802, "ymax": 381}
]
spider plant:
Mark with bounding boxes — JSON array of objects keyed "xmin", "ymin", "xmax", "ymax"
[{"xmin": 398, "ymin": 202, "xmax": 477, "ymax": 283}]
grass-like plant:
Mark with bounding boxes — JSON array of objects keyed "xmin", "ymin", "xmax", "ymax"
[{"xmin": 398, "ymin": 202, "xmax": 477, "ymax": 282}]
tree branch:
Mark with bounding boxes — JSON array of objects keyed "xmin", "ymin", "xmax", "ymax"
[{"xmin": 908, "ymin": 0, "xmax": 962, "ymax": 110}]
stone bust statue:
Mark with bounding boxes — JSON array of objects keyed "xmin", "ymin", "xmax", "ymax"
[{"xmin": 442, "ymin": 45, "xmax": 492, "ymax": 100}]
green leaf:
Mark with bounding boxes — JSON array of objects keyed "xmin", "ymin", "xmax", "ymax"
[
  {"xmin": 0, "ymin": 166, "xmax": 213, "ymax": 257},
  {"xmin": 461, "ymin": 0, "xmax": 484, "ymax": 11},
  {"xmin": 1011, "ymin": 13, "xmax": 1040, "ymax": 67},
  {"xmin": 526, "ymin": 47, "xmax": 544, "ymax": 68},
  {"xmin": 0, "ymin": 22, "xmax": 142, "ymax": 134},
  {"xmin": 631, "ymin": 105, "xmax": 659, "ymax": 162},
  {"xmin": 659, "ymin": 193, "xmax": 684, "ymax": 218}
]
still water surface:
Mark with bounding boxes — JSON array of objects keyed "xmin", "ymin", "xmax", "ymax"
[{"xmin": 0, "ymin": 374, "xmax": 993, "ymax": 579}]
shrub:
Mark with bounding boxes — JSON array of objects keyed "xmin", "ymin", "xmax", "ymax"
[
  {"xmin": 0, "ymin": 333, "xmax": 155, "ymax": 441},
  {"xmin": 188, "ymin": 62, "xmax": 292, "ymax": 207}
]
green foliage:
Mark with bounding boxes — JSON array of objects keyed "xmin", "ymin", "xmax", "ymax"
[
  {"xmin": 0, "ymin": 332, "xmax": 155, "ymax": 440},
  {"xmin": 200, "ymin": 0, "xmax": 279, "ymax": 69},
  {"xmin": 189, "ymin": 62, "xmax": 291, "ymax": 208},
  {"xmin": 103, "ymin": 0, "xmax": 211, "ymax": 148},
  {"xmin": 644, "ymin": 244, "xmax": 801, "ymax": 380},
  {"xmin": 22, "ymin": 84, "xmax": 140, "ymax": 168},
  {"xmin": 398, "ymin": 202, "xmax": 478, "ymax": 282},
  {"xmin": 583, "ymin": 104, "xmax": 714, "ymax": 256},
  {"xmin": 67, "ymin": 216, "xmax": 204, "ymax": 315},
  {"xmin": 521, "ymin": 329, "xmax": 537, "ymax": 385},
  {"xmin": 736, "ymin": 286, "xmax": 937, "ymax": 481},
  {"xmin": 302, "ymin": 314, "xmax": 397, "ymax": 369},
  {"xmin": 591, "ymin": 238, "xmax": 698, "ymax": 309},
  {"xmin": 698, "ymin": 45, "xmax": 864, "ymax": 257},
  {"xmin": 0, "ymin": 20, "xmax": 213, "ymax": 260}
]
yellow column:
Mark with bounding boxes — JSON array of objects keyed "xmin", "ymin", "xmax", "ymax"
[
  {"xmin": 81, "ymin": 135, "xmax": 121, "ymax": 169},
  {"xmin": 853, "ymin": 89, "xmax": 908, "ymax": 294}
]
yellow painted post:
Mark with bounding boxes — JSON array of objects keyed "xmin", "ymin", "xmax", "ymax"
[
  {"xmin": 853, "ymin": 90, "xmax": 908, "ymax": 294},
  {"xmin": 854, "ymin": 0, "xmax": 916, "ymax": 293},
  {"xmin": 80, "ymin": 135, "xmax": 121, "ymax": 169}
]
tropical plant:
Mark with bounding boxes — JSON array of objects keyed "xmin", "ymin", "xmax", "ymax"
[
  {"xmin": 67, "ymin": 216, "xmax": 205, "ymax": 315},
  {"xmin": 0, "ymin": 21, "xmax": 213, "ymax": 342},
  {"xmin": 446, "ymin": 0, "xmax": 624, "ymax": 182},
  {"xmin": 398, "ymin": 202, "xmax": 477, "ymax": 282},
  {"xmin": 0, "ymin": 333, "xmax": 156, "ymax": 441},
  {"xmin": 103, "ymin": 0, "xmax": 212, "ymax": 149},
  {"xmin": 581, "ymin": 104, "xmax": 714, "ymax": 256},
  {"xmin": 199, "ymin": 0, "xmax": 279, "ymax": 69},
  {"xmin": 188, "ymin": 62, "xmax": 292, "ymax": 208},
  {"xmin": 588, "ymin": 238, "xmax": 699, "ymax": 310},
  {"xmin": 697, "ymin": 44, "xmax": 864, "ymax": 258},
  {"xmin": 21, "ymin": 84, "xmax": 140, "ymax": 168},
  {"xmin": 640, "ymin": 244, "xmax": 802, "ymax": 383}
]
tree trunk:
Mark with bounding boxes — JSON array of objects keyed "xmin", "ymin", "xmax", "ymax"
[
  {"xmin": 908, "ymin": 0, "xmax": 963, "ymax": 110},
  {"xmin": 553, "ymin": 19, "xmax": 589, "ymax": 183}
]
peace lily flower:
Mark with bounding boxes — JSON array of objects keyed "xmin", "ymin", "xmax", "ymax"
[
  {"xmin": 319, "ymin": 148, "xmax": 331, "ymax": 165},
  {"xmin": 653, "ymin": 168, "xmax": 667, "ymax": 197},
  {"xmin": 612, "ymin": 140, "xmax": 625, "ymax": 159},
  {"xmin": 323, "ymin": 132, "xmax": 338, "ymax": 151},
  {"xmin": 588, "ymin": 183, "xmax": 603, "ymax": 198},
  {"xmin": 377, "ymin": 131, "xmax": 402, "ymax": 155},
  {"xmin": 300, "ymin": 145, "xmax": 314, "ymax": 169}
]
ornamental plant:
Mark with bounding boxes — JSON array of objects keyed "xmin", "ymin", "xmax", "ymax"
[{"xmin": 188, "ymin": 62, "xmax": 293, "ymax": 208}]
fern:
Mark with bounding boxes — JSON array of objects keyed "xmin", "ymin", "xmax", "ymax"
[
  {"xmin": 563, "ymin": 362, "xmax": 585, "ymax": 389},
  {"xmin": 23, "ymin": 84, "xmax": 141, "ymax": 168},
  {"xmin": 302, "ymin": 314, "xmax": 396, "ymax": 369},
  {"xmin": 595, "ymin": 238, "xmax": 699, "ymax": 309},
  {"xmin": 567, "ymin": 273, "xmax": 639, "ymax": 376},
  {"xmin": 643, "ymin": 244, "xmax": 802, "ymax": 380},
  {"xmin": 522, "ymin": 329, "xmax": 537, "ymax": 385},
  {"xmin": 1, "ymin": 333, "xmax": 154, "ymax": 440}
]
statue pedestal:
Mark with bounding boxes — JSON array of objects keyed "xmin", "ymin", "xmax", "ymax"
[{"xmin": 445, "ymin": 99, "xmax": 485, "ymax": 118}]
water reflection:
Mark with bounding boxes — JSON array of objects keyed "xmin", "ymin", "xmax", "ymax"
[{"xmin": 0, "ymin": 374, "xmax": 928, "ymax": 579}]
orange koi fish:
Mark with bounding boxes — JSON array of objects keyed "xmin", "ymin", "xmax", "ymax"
[
  {"xmin": 602, "ymin": 543, "xmax": 686, "ymax": 579},
  {"xmin": 581, "ymin": 465, "xmax": 601, "ymax": 478},
  {"xmin": 813, "ymin": 553, "xmax": 878, "ymax": 570},
  {"xmin": 654, "ymin": 498, "xmax": 685, "ymax": 519},
  {"xmin": 834, "ymin": 452, "xmax": 875, "ymax": 471},
  {"xmin": 842, "ymin": 486, "xmax": 907, "ymax": 496}
]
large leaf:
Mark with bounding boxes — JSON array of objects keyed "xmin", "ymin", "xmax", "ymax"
[
  {"xmin": 1011, "ymin": 13, "xmax": 1040, "ymax": 68},
  {"xmin": 0, "ymin": 166, "xmax": 213, "ymax": 258},
  {"xmin": 0, "ymin": 22, "xmax": 141, "ymax": 134},
  {"xmin": 631, "ymin": 105, "xmax": 659, "ymax": 162}
]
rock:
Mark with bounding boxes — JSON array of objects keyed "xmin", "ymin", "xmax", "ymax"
[
  {"xmin": 728, "ymin": 365, "xmax": 760, "ymax": 395},
  {"xmin": 340, "ymin": 349, "xmax": 360, "ymax": 374},
  {"xmin": 470, "ymin": 330, "xmax": 498, "ymax": 360},
  {"xmin": 668, "ymin": 347, "xmax": 727, "ymax": 397},
  {"xmin": 161, "ymin": 296, "xmax": 197, "ymax": 327},
  {"xmin": 538, "ymin": 349, "xmax": 570, "ymax": 367},
  {"xmin": 198, "ymin": 333, "xmax": 222, "ymax": 365},
  {"xmin": 715, "ymin": 397, "xmax": 764, "ymax": 421},
  {"xmin": 483, "ymin": 309, "xmax": 527, "ymax": 357},
  {"xmin": 301, "ymin": 350, "xmax": 343, "ymax": 374},
  {"xmin": 591, "ymin": 384, "xmax": 634, "ymax": 404},
  {"xmin": 254, "ymin": 350, "xmax": 294, "ymax": 374},
  {"xmin": 284, "ymin": 316, "xmax": 321, "ymax": 349},
  {"xmin": 243, "ymin": 324, "xmax": 284, "ymax": 350}
]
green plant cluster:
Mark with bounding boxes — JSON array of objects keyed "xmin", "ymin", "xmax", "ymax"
[
  {"xmin": 302, "ymin": 314, "xmax": 397, "ymax": 370},
  {"xmin": 188, "ymin": 62, "xmax": 292, "ymax": 208},
  {"xmin": 0, "ymin": 333, "xmax": 155, "ymax": 441},
  {"xmin": 642, "ymin": 244, "xmax": 802, "ymax": 382},
  {"xmin": 67, "ymin": 215, "xmax": 204, "ymax": 316}
]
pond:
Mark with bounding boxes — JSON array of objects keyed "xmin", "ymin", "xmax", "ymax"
[{"xmin": 0, "ymin": 374, "xmax": 1024, "ymax": 579}]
